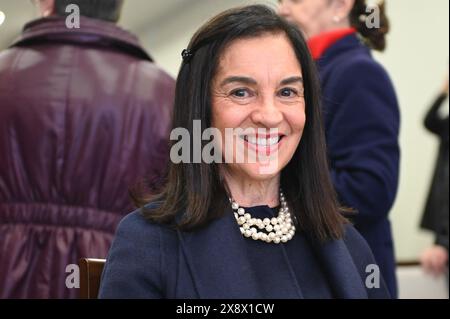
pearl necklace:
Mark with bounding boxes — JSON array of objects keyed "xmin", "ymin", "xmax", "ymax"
[{"xmin": 230, "ymin": 190, "xmax": 296, "ymax": 244}]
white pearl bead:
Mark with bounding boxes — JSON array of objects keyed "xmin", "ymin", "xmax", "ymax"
[
  {"xmin": 244, "ymin": 213, "xmax": 251, "ymax": 220},
  {"xmin": 269, "ymin": 232, "xmax": 276, "ymax": 239},
  {"xmin": 251, "ymin": 227, "xmax": 257, "ymax": 234},
  {"xmin": 263, "ymin": 218, "xmax": 271, "ymax": 225},
  {"xmin": 271, "ymin": 218, "xmax": 278, "ymax": 225},
  {"xmin": 274, "ymin": 225, "xmax": 280, "ymax": 231},
  {"xmin": 244, "ymin": 230, "xmax": 252, "ymax": 237},
  {"xmin": 286, "ymin": 233, "xmax": 292, "ymax": 240},
  {"xmin": 232, "ymin": 202, "xmax": 239, "ymax": 210},
  {"xmin": 240, "ymin": 227, "xmax": 245, "ymax": 234},
  {"xmin": 281, "ymin": 235, "xmax": 288, "ymax": 243},
  {"xmin": 261, "ymin": 233, "xmax": 268, "ymax": 241},
  {"xmin": 238, "ymin": 217, "xmax": 245, "ymax": 225},
  {"xmin": 238, "ymin": 208, "xmax": 245, "ymax": 215},
  {"xmin": 252, "ymin": 232, "xmax": 259, "ymax": 240},
  {"xmin": 274, "ymin": 237, "xmax": 281, "ymax": 244},
  {"xmin": 276, "ymin": 230, "xmax": 283, "ymax": 237},
  {"xmin": 243, "ymin": 224, "xmax": 250, "ymax": 230},
  {"xmin": 265, "ymin": 225, "xmax": 273, "ymax": 232}
]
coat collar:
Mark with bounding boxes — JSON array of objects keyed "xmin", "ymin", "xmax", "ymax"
[
  {"xmin": 307, "ymin": 28, "xmax": 357, "ymax": 60},
  {"xmin": 11, "ymin": 16, "xmax": 153, "ymax": 62},
  {"xmin": 177, "ymin": 207, "xmax": 368, "ymax": 299},
  {"xmin": 316, "ymin": 33, "xmax": 370, "ymax": 70}
]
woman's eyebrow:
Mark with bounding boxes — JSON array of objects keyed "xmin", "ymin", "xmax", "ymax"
[
  {"xmin": 280, "ymin": 76, "xmax": 303, "ymax": 85},
  {"xmin": 220, "ymin": 76, "xmax": 258, "ymax": 87},
  {"xmin": 219, "ymin": 75, "xmax": 303, "ymax": 87}
]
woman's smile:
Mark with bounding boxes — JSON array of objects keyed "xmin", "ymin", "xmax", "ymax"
[{"xmin": 239, "ymin": 132, "xmax": 286, "ymax": 156}]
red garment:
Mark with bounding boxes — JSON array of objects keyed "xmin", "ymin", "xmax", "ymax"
[
  {"xmin": 0, "ymin": 16, "xmax": 175, "ymax": 298},
  {"xmin": 307, "ymin": 28, "xmax": 356, "ymax": 60}
]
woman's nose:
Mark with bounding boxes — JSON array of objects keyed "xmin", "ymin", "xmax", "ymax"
[{"xmin": 251, "ymin": 99, "xmax": 284, "ymax": 128}]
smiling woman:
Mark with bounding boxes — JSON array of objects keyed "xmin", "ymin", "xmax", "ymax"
[{"xmin": 98, "ymin": 5, "xmax": 391, "ymax": 299}]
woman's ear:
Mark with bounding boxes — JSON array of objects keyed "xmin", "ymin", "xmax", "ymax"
[
  {"xmin": 331, "ymin": 0, "xmax": 355, "ymax": 23},
  {"xmin": 35, "ymin": 0, "xmax": 56, "ymax": 17}
]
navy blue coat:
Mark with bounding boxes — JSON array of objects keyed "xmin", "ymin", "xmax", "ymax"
[
  {"xmin": 98, "ymin": 206, "xmax": 390, "ymax": 299},
  {"xmin": 316, "ymin": 34, "xmax": 400, "ymax": 298}
]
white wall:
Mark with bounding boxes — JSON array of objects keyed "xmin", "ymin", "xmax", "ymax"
[{"xmin": 136, "ymin": 0, "xmax": 449, "ymax": 261}]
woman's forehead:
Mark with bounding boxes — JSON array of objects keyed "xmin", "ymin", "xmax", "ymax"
[{"xmin": 216, "ymin": 33, "xmax": 302, "ymax": 81}]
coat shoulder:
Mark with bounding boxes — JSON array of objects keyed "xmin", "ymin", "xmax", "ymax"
[
  {"xmin": 331, "ymin": 51, "xmax": 392, "ymax": 88},
  {"xmin": 115, "ymin": 206, "xmax": 177, "ymax": 244},
  {"xmin": 98, "ymin": 205, "xmax": 177, "ymax": 298},
  {"xmin": 342, "ymin": 223, "xmax": 373, "ymax": 256}
]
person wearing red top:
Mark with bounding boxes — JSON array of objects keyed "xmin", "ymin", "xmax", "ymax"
[{"xmin": 278, "ymin": 0, "xmax": 400, "ymax": 298}]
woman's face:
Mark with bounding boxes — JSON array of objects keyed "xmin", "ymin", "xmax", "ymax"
[
  {"xmin": 211, "ymin": 33, "xmax": 306, "ymax": 182},
  {"xmin": 278, "ymin": 0, "xmax": 337, "ymax": 39}
]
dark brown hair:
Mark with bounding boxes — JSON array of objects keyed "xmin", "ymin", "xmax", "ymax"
[
  {"xmin": 350, "ymin": 0, "xmax": 390, "ymax": 51},
  {"xmin": 137, "ymin": 5, "xmax": 348, "ymax": 241}
]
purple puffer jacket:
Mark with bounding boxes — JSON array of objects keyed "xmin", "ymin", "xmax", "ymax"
[{"xmin": 0, "ymin": 16, "xmax": 175, "ymax": 298}]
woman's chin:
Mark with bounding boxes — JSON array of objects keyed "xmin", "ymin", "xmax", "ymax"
[{"xmin": 237, "ymin": 162, "xmax": 283, "ymax": 180}]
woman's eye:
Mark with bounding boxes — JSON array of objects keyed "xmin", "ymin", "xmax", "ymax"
[
  {"xmin": 279, "ymin": 88, "xmax": 298, "ymax": 98},
  {"xmin": 230, "ymin": 88, "xmax": 252, "ymax": 98}
]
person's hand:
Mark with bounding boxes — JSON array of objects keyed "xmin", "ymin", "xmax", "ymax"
[{"xmin": 420, "ymin": 245, "xmax": 449, "ymax": 277}]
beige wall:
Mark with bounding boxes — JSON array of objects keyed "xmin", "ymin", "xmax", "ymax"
[
  {"xmin": 139, "ymin": 0, "xmax": 449, "ymax": 261},
  {"xmin": 375, "ymin": 0, "xmax": 449, "ymax": 261}
]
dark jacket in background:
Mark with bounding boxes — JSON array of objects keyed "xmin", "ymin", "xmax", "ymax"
[
  {"xmin": 421, "ymin": 93, "xmax": 449, "ymax": 250},
  {"xmin": 0, "ymin": 16, "xmax": 175, "ymax": 298},
  {"xmin": 317, "ymin": 34, "xmax": 400, "ymax": 298}
]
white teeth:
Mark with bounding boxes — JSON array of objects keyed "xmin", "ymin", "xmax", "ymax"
[
  {"xmin": 245, "ymin": 136, "xmax": 280, "ymax": 146},
  {"xmin": 248, "ymin": 136, "xmax": 258, "ymax": 144},
  {"xmin": 257, "ymin": 138, "xmax": 267, "ymax": 146},
  {"xmin": 269, "ymin": 137, "xmax": 279, "ymax": 145}
]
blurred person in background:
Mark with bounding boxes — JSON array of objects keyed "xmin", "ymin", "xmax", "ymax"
[
  {"xmin": 278, "ymin": 0, "xmax": 400, "ymax": 297},
  {"xmin": 0, "ymin": 0, "xmax": 175, "ymax": 298},
  {"xmin": 420, "ymin": 75, "xmax": 449, "ymax": 280}
]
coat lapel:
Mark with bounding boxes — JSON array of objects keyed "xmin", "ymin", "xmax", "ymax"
[{"xmin": 177, "ymin": 207, "xmax": 303, "ymax": 299}]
